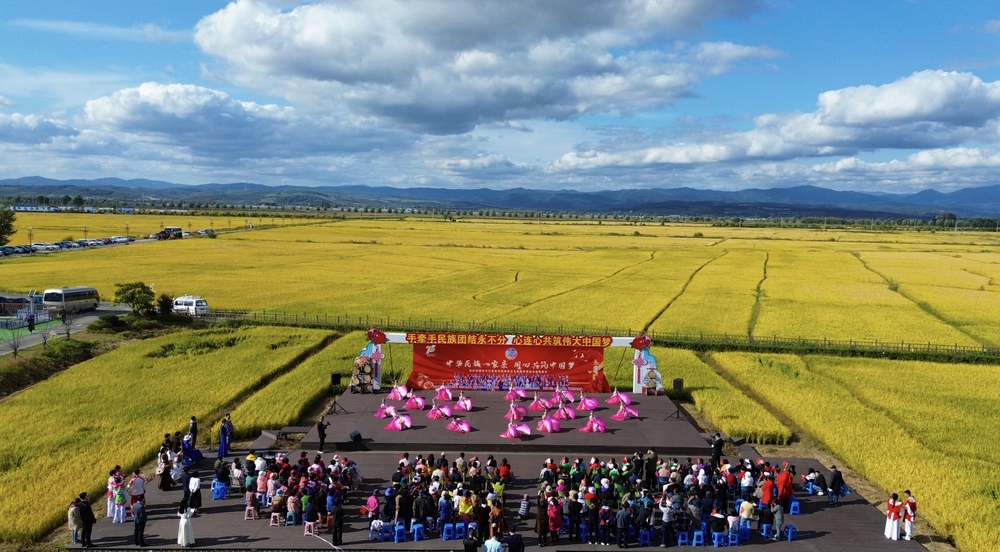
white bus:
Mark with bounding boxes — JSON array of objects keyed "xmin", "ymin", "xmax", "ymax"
[{"xmin": 42, "ymin": 287, "xmax": 100, "ymax": 315}]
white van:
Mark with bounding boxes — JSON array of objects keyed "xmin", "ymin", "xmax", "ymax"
[{"xmin": 173, "ymin": 295, "xmax": 209, "ymax": 315}]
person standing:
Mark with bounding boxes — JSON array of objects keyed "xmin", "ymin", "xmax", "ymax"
[
  {"xmin": 133, "ymin": 500, "xmax": 148, "ymax": 547},
  {"xmin": 224, "ymin": 413, "xmax": 234, "ymax": 449},
  {"xmin": 317, "ymin": 416, "xmax": 330, "ymax": 452},
  {"xmin": 329, "ymin": 499, "xmax": 344, "ymax": 545},
  {"xmin": 78, "ymin": 492, "xmax": 97, "ymax": 548},
  {"xmin": 67, "ymin": 499, "xmax": 82, "ymax": 546},
  {"xmin": 828, "ymin": 466, "xmax": 844, "ymax": 505},
  {"xmin": 776, "ymin": 467, "xmax": 794, "ymax": 511},
  {"xmin": 218, "ymin": 419, "xmax": 230, "ymax": 458},
  {"xmin": 903, "ymin": 490, "xmax": 917, "ymax": 541},
  {"xmin": 484, "ymin": 532, "xmax": 503, "ymax": 552},
  {"xmin": 884, "ymin": 493, "xmax": 904, "ymax": 540},
  {"xmin": 464, "ymin": 528, "xmax": 480, "ymax": 552},
  {"xmin": 189, "ymin": 416, "xmax": 199, "ymax": 448},
  {"xmin": 178, "ymin": 497, "xmax": 195, "ymax": 547},
  {"xmin": 187, "ymin": 470, "xmax": 203, "ymax": 514},
  {"xmin": 504, "ymin": 526, "xmax": 525, "ymax": 552},
  {"xmin": 127, "ymin": 469, "xmax": 147, "ymax": 517},
  {"xmin": 615, "ymin": 504, "xmax": 633, "ymax": 549},
  {"xmin": 769, "ymin": 500, "xmax": 784, "ymax": 541},
  {"xmin": 710, "ymin": 434, "xmax": 724, "ymax": 469}
]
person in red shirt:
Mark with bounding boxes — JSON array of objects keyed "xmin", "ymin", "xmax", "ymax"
[
  {"xmin": 759, "ymin": 474, "xmax": 775, "ymax": 507},
  {"xmin": 903, "ymin": 490, "xmax": 917, "ymax": 541},
  {"xmin": 884, "ymin": 493, "xmax": 904, "ymax": 540},
  {"xmin": 775, "ymin": 467, "xmax": 794, "ymax": 510}
]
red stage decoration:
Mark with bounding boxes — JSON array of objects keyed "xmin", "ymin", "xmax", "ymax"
[{"xmin": 405, "ymin": 332, "xmax": 613, "ymax": 392}]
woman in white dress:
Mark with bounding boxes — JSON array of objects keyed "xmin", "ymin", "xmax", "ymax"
[{"xmin": 177, "ymin": 497, "xmax": 195, "ymax": 547}]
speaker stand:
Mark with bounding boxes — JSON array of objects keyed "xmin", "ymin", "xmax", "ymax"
[
  {"xmin": 664, "ymin": 401, "xmax": 684, "ymax": 421},
  {"xmin": 328, "ymin": 399, "xmax": 348, "ymax": 415}
]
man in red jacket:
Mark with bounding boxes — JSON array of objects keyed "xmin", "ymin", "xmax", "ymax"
[
  {"xmin": 759, "ymin": 474, "xmax": 776, "ymax": 507},
  {"xmin": 776, "ymin": 467, "xmax": 794, "ymax": 511}
]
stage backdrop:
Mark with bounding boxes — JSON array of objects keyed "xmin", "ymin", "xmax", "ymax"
[{"xmin": 404, "ymin": 332, "xmax": 613, "ymax": 392}]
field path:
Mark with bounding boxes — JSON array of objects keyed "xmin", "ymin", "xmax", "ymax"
[
  {"xmin": 479, "ymin": 250, "xmax": 657, "ymax": 323},
  {"xmin": 852, "ymin": 252, "xmax": 993, "ymax": 347},
  {"xmin": 747, "ymin": 252, "xmax": 769, "ymax": 337},
  {"xmin": 641, "ymin": 250, "xmax": 729, "ymax": 332}
]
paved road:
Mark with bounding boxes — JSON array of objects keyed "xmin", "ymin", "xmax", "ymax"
[{"xmin": 0, "ymin": 301, "xmax": 130, "ymax": 356}]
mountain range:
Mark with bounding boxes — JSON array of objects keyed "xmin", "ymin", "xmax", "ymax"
[{"xmin": 1, "ymin": 176, "xmax": 999, "ymax": 218}]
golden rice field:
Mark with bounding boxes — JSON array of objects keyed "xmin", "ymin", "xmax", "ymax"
[
  {"xmin": 711, "ymin": 352, "xmax": 1000, "ymax": 552},
  {"xmin": 3, "ymin": 215, "xmax": 1000, "ymax": 346},
  {"xmin": 0, "ymin": 326, "xmax": 330, "ymax": 542}
]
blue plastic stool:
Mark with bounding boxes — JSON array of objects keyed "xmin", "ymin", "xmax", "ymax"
[
  {"xmin": 784, "ymin": 525, "xmax": 797, "ymax": 541},
  {"xmin": 638, "ymin": 528, "xmax": 652, "ymax": 546},
  {"xmin": 737, "ymin": 527, "xmax": 751, "ymax": 543},
  {"xmin": 711, "ymin": 532, "xmax": 726, "ymax": 547},
  {"xmin": 442, "ymin": 523, "xmax": 456, "ymax": 541},
  {"xmin": 734, "ymin": 498, "xmax": 743, "ymax": 514},
  {"xmin": 561, "ymin": 515, "xmax": 569, "ymax": 535},
  {"xmin": 380, "ymin": 523, "xmax": 393, "ymax": 542},
  {"xmin": 580, "ymin": 521, "xmax": 589, "ymax": 543},
  {"xmin": 467, "ymin": 522, "xmax": 479, "ymax": 538},
  {"xmin": 789, "ymin": 500, "xmax": 801, "ymax": 515},
  {"xmin": 728, "ymin": 531, "xmax": 740, "ymax": 546},
  {"xmin": 285, "ymin": 511, "xmax": 295, "ymax": 526},
  {"xmin": 759, "ymin": 523, "xmax": 773, "ymax": 539},
  {"xmin": 677, "ymin": 531, "xmax": 690, "ymax": 546},
  {"xmin": 211, "ymin": 480, "xmax": 227, "ymax": 500},
  {"xmin": 394, "ymin": 524, "xmax": 406, "ymax": 543},
  {"xmin": 455, "ymin": 521, "xmax": 466, "ymax": 539},
  {"xmin": 803, "ymin": 481, "xmax": 814, "ymax": 495},
  {"xmin": 412, "ymin": 523, "xmax": 426, "ymax": 541},
  {"xmin": 692, "ymin": 530, "xmax": 706, "ymax": 546}
]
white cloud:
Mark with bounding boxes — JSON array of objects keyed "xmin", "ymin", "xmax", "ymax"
[
  {"xmin": 12, "ymin": 19, "xmax": 190, "ymax": 43},
  {"xmin": 0, "ymin": 113, "xmax": 76, "ymax": 144},
  {"xmin": 193, "ymin": 0, "xmax": 773, "ymax": 133},
  {"xmin": 0, "ymin": 95, "xmax": 13, "ymax": 107}
]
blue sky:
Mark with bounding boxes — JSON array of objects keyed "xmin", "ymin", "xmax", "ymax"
[{"xmin": 2, "ymin": 0, "xmax": 1000, "ymax": 193}]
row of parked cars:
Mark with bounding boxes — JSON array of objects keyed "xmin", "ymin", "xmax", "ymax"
[{"xmin": 0, "ymin": 236, "xmax": 135, "ymax": 257}]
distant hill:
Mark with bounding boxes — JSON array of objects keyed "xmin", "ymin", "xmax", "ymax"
[{"xmin": 1, "ymin": 176, "xmax": 998, "ymax": 218}]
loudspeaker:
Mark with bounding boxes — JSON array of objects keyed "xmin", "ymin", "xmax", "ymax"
[
  {"xmin": 673, "ymin": 378, "xmax": 684, "ymax": 394},
  {"xmin": 350, "ymin": 430, "xmax": 362, "ymax": 443},
  {"xmin": 330, "ymin": 373, "xmax": 342, "ymax": 387}
]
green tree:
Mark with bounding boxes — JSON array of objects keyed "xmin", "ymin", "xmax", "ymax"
[
  {"xmin": 0, "ymin": 207, "xmax": 16, "ymax": 245},
  {"xmin": 156, "ymin": 293, "xmax": 174, "ymax": 318},
  {"xmin": 113, "ymin": 282, "xmax": 155, "ymax": 315},
  {"xmin": 71, "ymin": 194, "xmax": 84, "ymax": 207}
]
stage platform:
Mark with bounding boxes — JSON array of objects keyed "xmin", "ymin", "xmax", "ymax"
[{"xmin": 301, "ymin": 390, "xmax": 710, "ymax": 456}]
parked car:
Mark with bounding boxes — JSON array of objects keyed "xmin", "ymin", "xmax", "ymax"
[
  {"xmin": 31, "ymin": 242, "xmax": 59, "ymax": 252},
  {"xmin": 110, "ymin": 236, "xmax": 129, "ymax": 244},
  {"xmin": 173, "ymin": 295, "xmax": 209, "ymax": 315}
]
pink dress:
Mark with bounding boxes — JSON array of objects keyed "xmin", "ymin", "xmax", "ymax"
[
  {"xmin": 610, "ymin": 404, "xmax": 639, "ymax": 421},
  {"xmin": 577, "ymin": 394, "xmax": 599, "ymax": 411},
  {"xmin": 374, "ymin": 402, "xmax": 397, "ymax": 419},
  {"xmin": 501, "ymin": 422, "xmax": 531, "ymax": 439},
  {"xmin": 434, "ymin": 386, "xmax": 453, "ymax": 401},
  {"xmin": 426, "ymin": 403, "xmax": 453, "ymax": 419},
  {"xmin": 554, "ymin": 402, "xmax": 576, "ymax": 420},
  {"xmin": 606, "ymin": 389, "xmax": 631, "ymax": 405},
  {"xmin": 552, "ymin": 387, "xmax": 574, "ymax": 403},
  {"xmin": 536, "ymin": 412, "xmax": 561, "ymax": 433},
  {"xmin": 529, "ymin": 393, "xmax": 552, "ymax": 412},
  {"xmin": 387, "ymin": 384, "xmax": 408, "ymax": 401},
  {"xmin": 445, "ymin": 418, "xmax": 472, "ymax": 433},
  {"xmin": 404, "ymin": 395, "xmax": 426, "ymax": 411},
  {"xmin": 504, "ymin": 403, "xmax": 528, "ymax": 421},
  {"xmin": 580, "ymin": 415, "xmax": 607, "ymax": 433},
  {"xmin": 455, "ymin": 394, "xmax": 473, "ymax": 412},
  {"xmin": 384, "ymin": 414, "xmax": 412, "ymax": 431},
  {"xmin": 503, "ymin": 387, "xmax": 527, "ymax": 401}
]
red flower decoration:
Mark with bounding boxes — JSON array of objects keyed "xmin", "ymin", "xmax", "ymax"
[
  {"xmin": 631, "ymin": 335, "xmax": 651, "ymax": 349},
  {"xmin": 367, "ymin": 327, "xmax": 387, "ymax": 344}
]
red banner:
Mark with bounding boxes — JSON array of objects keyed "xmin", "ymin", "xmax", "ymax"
[{"xmin": 405, "ymin": 333, "xmax": 612, "ymax": 392}]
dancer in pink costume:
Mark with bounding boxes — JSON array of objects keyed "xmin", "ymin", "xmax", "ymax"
[
  {"xmin": 404, "ymin": 393, "xmax": 426, "ymax": 411},
  {"xmin": 609, "ymin": 402, "xmax": 639, "ymax": 421},
  {"xmin": 528, "ymin": 391, "xmax": 552, "ymax": 411},
  {"xmin": 536, "ymin": 410, "xmax": 561, "ymax": 433},
  {"xmin": 551, "ymin": 384, "xmax": 574, "ymax": 403},
  {"xmin": 445, "ymin": 417, "xmax": 472, "ymax": 433},
  {"xmin": 605, "ymin": 388, "xmax": 631, "ymax": 406},
  {"xmin": 553, "ymin": 400, "xmax": 577, "ymax": 420},
  {"xmin": 504, "ymin": 401, "xmax": 528, "ymax": 421},
  {"xmin": 577, "ymin": 392, "xmax": 599, "ymax": 411},
  {"xmin": 387, "ymin": 382, "xmax": 408, "ymax": 401},
  {"xmin": 500, "ymin": 421, "xmax": 532, "ymax": 439},
  {"xmin": 503, "ymin": 386, "xmax": 527, "ymax": 401},
  {"xmin": 579, "ymin": 411, "xmax": 607, "ymax": 433},
  {"xmin": 434, "ymin": 384, "xmax": 453, "ymax": 401},
  {"xmin": 384, "ymin": 412, "xmax": 413, "ymax": 431},
  {"xmin": 374, "ymin": 399, "xmax": 397, "ymax": 419},
  {"xmin": 455, "ymin": 391, "xmax": 474, "ymax": 412},
  {"xmin": 426, "ymin": 400, "xmax": 453, "ymax": 420}
]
